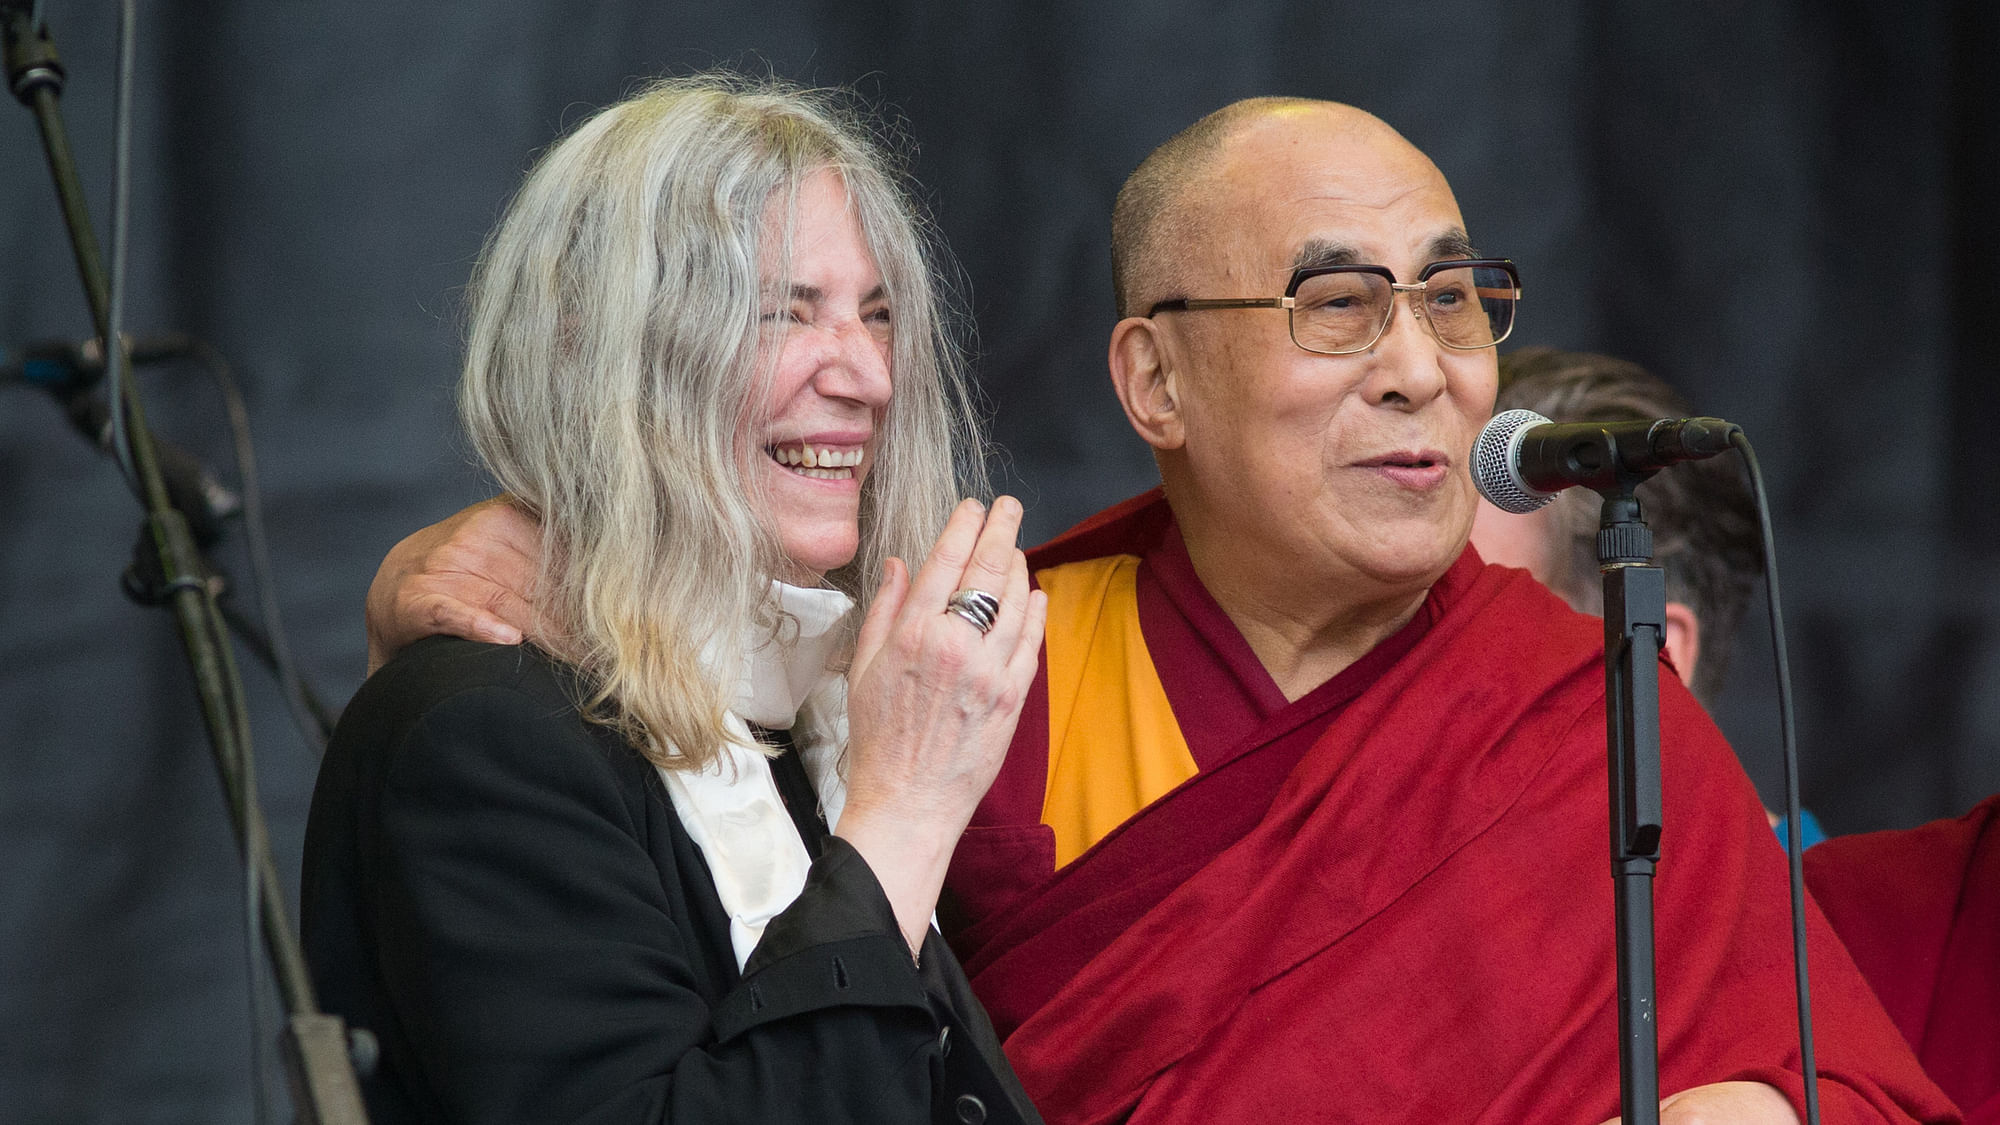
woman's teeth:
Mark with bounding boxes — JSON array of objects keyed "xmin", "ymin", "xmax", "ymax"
[{"xmin": 769, "ymin": 445, "xmax": 861, "ymax": 479}]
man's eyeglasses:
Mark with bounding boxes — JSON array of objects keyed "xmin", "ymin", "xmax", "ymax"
[{"xmin": 1148, "ymin": 259, "xmax": 1521, "ymax": 356}]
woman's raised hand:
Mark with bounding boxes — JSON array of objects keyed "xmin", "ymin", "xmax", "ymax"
[{"xmin": 836, "ymin": 496, "xmax": 1048, "ymax": 954}]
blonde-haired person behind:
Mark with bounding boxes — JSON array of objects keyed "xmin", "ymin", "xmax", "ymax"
[{"xmin": 301, "ymin": 76, "xmax": 1046, "ymax": 1125}]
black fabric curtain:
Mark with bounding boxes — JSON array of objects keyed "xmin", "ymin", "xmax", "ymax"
[{"xmin": 1, "ymin": 2, "xmax": 1993, "ymax": 1119}]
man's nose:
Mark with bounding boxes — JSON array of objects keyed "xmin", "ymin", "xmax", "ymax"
[{"xmin": 1359, "ymin": 292, "xmax": 1447, "ymax": 409}]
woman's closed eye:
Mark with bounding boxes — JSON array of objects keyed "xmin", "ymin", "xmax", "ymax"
[
  {"xmin": 761, "ymin": 301, "xmax": 812, "ymax": 326},
  {"xmin": 863, "ymin": 304, "xmax": 893, "ymax": 341}
]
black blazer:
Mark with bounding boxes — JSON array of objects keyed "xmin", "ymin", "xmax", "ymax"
[{"xmin": 302, "ymin": 636, "xmax": 1039, "ymax": 1125}]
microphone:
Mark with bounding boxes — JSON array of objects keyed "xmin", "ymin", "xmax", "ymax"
[
  {"xmin": 63, "ymin": 391, "xmax": 243, "ymax": 545},
  {"xmin": 3, "ymin": 332, "xmax": 196, "ymax": 393},
  {"xmin": 6, "ymin": 332, "xmax": 239, "ymax": 543},
  {"xmin": 1472, "ymin": 408, "xmax": 1741, "ymax": 514}
]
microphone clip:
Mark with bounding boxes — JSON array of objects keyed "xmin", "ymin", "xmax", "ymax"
[{"xmin": 120, "ymin": 510, "xmax": 221, "ymax": 607}]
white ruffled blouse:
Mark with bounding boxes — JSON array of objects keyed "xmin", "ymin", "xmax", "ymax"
[{"xmin": 652, "ymin": 582, "xmax": 855, "ymax": 970}]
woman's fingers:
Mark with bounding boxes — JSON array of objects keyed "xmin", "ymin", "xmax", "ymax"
[
  {"xmin": 955, "ymin": 495, "xmax": 1024, "ymax": 609},
  {"xmin": 906, "ymin": 495, "xmax": 1026, "ymax": 649},
  {"xmin": 901, "ymin": 498, "xmax": 988, "ymax": 628},
  {"xmin": 977, "ymin": 541, "xmax": 1033, "ymax": 656},
  {"xmin": 850, "ymin": 495, "xmax": 1036, "ymax": 761},
  {"xmin": 1006, "ymin": 588, "xmax": 1050, "ymax": 694},
  {"xmin": 851, "ymin": 557, "xmax": 908, "ymax": 679},
  {"xmin": 990, "ymin": 530, "xmax": 1043, "ymax": 696}
]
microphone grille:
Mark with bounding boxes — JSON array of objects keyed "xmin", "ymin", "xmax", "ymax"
[{"xmin": 1472, "ymin": 409, "xmax": 1558, "ymax": 514}]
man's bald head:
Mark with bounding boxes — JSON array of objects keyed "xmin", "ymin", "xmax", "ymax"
[
  {"xmin": 1102, "ymin": 94, "xmax": 1499, "ymax": 689},
  {"xmin": 1109, "ymin": 98, "xmax": 1439, "ymax": 318}
]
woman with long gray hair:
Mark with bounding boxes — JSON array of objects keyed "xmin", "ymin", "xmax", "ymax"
[{"xmin": 301, "ymin": 75, "xmax": 1046, "ymax": 1125}]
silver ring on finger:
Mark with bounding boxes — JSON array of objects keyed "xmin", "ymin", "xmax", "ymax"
[{"xmin": 944, "ymin": 588, "xmax": 1002, "ymax": 636}]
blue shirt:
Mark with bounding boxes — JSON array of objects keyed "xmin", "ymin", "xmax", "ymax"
[{"xmin": 1772, "ymin": 809, "xmax": 1828, "ymax": 852}]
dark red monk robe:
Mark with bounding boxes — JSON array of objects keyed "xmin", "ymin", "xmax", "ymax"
[
  {"xmin": 943, "ymin": 490, "xmax": 1954, "ymax": 1125},
  {"xmin": 1807, "ymin": 796, "xmax": 2000, "ymax": 1123}
]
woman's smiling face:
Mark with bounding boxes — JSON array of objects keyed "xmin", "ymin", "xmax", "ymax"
[{"xmin": 744, "ymin": 168, "xmax": 895, "ymax": 582}]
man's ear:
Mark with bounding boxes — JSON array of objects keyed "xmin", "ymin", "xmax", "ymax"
[
  {"xmin": 1108, "ymin": 316, "xmax": 1185, "ymax": 451},
  {"xmin": 1662, "ymin": 601, "xmax": 1701, "ymax": 691}
]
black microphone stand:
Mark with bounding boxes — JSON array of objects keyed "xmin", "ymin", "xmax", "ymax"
[
  {"xmin": 3, "ymin": 9, "xmax": 369, "ymax": 1123},
  {"xmin": 1598, "ymin": 481, "xmax": 1666, "ymax": 1125}
]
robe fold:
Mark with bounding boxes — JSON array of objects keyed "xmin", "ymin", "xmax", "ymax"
[
  {"xmin": 944, "ymin": 490, "xmax": 1955, "ymax": 1125},
  {"xmin": 1806, "ymin": 796, "xmax": 2000, "ymax": 1124}
]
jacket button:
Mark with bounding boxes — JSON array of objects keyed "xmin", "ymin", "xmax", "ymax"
[
  {"xmin": 937, "ymin": 1026, "xmax": 952, "ymax": 1057},
  {"xmin": 955, "ymin": 1094, "xmax": 986, "ymax": 1124}
]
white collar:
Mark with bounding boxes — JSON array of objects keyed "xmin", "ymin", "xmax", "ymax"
[
  {"xmin": 731, "ymin": 580, "xmax": 853, "ymax": 730},
  {"xmin": 656, "ymin": 579, "xmax": 855, "ymax": 970}
]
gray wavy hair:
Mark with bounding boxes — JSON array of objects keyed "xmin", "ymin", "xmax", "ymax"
[{"xmin": 459, "ymin": 73, "xmax": 984, "ymax": 771}]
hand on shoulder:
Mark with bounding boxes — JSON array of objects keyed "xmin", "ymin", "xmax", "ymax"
[{"xmin": 365, "ymin": 496, "xmax": 542, "ymax": 674}]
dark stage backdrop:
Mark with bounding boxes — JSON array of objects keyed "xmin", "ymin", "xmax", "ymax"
[{"xmin": 2, "ymin": 2, "xmax": 1995, "ymax": 1120}]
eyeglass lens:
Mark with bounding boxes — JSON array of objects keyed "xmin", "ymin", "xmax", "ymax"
[{"xmin": 1289, "ymin": 265, "xmax": 1516, "ymax": 354}]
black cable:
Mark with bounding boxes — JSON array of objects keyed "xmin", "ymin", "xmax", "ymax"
[
  {"xmin": 181, "ymin": 487, "xmax": 276, "ymax": 1125},
  {"xmin": 200, "ymin": 576, "xmax": 283, "ymax": 1125},
  {"xmin": 245, "ymin": 849, "xmax": 269, "ymax": 1125},
  {"xmin": 230, "ymin": 617, "xmax": 274, "ymax": 1125},
  {"xmin": 96, "ymin": 5, "xmax": 277, "ymax": 1117},
  {"xmin": 216, "ymin": 598, "xmax": 340, "ymax": 740},
  {"xmin": 183, "ymin": 340, "xmax": 332, "ymax": 754},
  {"xmin": 101, "ymin": 0, "xmax": 135, "ymax": 486},
  {"xmin": 1732, "ymin": 430, "xmax": 1820, "ymax": 1125}
]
